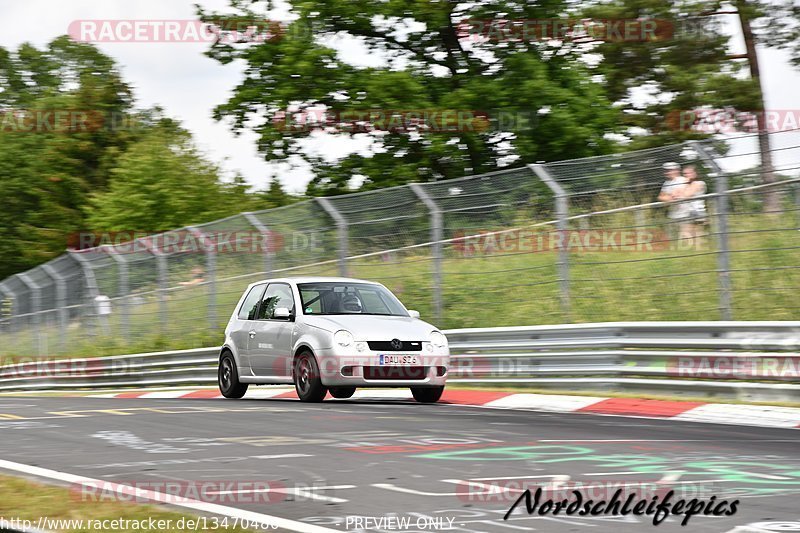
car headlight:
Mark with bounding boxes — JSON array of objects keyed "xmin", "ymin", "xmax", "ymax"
[
  {"xmin": 334, "ymin": 330, "xmax": 354, "ymax": 347},
  {"xmin": 430, "ymin": 331, "xmax": 447, "ymax": 348}
]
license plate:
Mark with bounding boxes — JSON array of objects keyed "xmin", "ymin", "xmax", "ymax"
[{"xmin": 379, "ymin": 354, "xmax": 419, "ymax": 366}]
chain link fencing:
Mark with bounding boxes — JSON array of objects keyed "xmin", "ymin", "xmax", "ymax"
[{"xmin": 1, "ymin": 130, "xmax": 798, "ymax": 358}]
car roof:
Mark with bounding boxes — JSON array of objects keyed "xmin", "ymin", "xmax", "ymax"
[{"xmin": 245, "ymin": 276, "xmax": 381, "ymax": 289}]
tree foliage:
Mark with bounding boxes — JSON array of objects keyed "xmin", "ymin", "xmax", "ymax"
[
  {"xmin": 200, "ymin": 0, "xmax": 621, "ymax": 194},
  {"xmin": 0, "ymin": 37, "xmax": 292, "ymax": 279},
  {"xmin": 581, "ymin": 0, "xmax": 798, "ymax": 148},
  {"xmin": 87, "ymin": 128, "xmax": 228, "ymax": 231}
]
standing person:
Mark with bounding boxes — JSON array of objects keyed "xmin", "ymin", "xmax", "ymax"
[
  {"xmin": 676, "ymin": 165, "xmax": 707, "ymax": 249},
  {"xmin": 657, "ymin": 162, "xmax": 688, "ymax": 247}
]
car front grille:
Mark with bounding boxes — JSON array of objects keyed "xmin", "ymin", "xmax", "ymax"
[
  {"xmin": 363, "ymin": 366, "xmax": 427, "ymax": 380},
  {"xmin": 367, "ymin": 340, "xmax": 422, "ymax": 352}
]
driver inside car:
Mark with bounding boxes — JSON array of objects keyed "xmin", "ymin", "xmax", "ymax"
[{"xmin": 340, "ymin": 294, "xmax": 363, "ymax": 313}]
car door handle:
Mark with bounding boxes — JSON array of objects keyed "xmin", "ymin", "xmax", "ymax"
[{"xmin": 248, "ymin": 330, "xmax": 256, "ymax": 338}]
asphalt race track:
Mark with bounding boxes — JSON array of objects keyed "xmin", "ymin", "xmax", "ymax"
[{"xmin": 0, "ymin": 395, "xmax": 798, "ymax": 533}]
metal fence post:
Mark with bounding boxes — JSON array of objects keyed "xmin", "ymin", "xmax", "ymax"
[
  {"xmin": 104, "ymin": 246, "xmax": 129, "ymax": 342},
  {"xmin": 41, "ymin": 263, "xmax": 68, "ymax": 352},
  {"xmin": 530, "ymin": 164, "xmax": 571, "ymax": 320},
  {"xmin": 68, "ymin": 251, "xmax": 102, "ymax": 339},
  {"xmin": 0, "ymin": 282, "xmax": 17, "ymax": 352},
  {"xmin": 17, "ymin": 273, "xmax": 44, "ymax": 356},
  {"xmin": 409, "ymin": 183, "xmax": 443, "ymax": 322},
  {"xmin": 244, "ymin": 212, "xmax": 273, "ymax": 277},
  {"xmin": 795, "ymin": 183, "xmax": 800, "ymax": 228},
  {"xmin": 142, "ymin": 238, "xmax": 169, "ymax": 335},
  {"xmin": 316, "ymin": 198, "xmax": 348, "ymax": 276},
  {"xmin": 187, "ymin": 226, "xmax": 216, "ymax": 332},
  {"xmin": 0, "ymin": 284, "xmax": 11, "ymax": 358},
  {"xmin": 692, "ymin": 141, "xmax": 733, "ymax": 320}
]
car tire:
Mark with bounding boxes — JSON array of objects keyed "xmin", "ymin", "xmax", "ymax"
[
  {"xmin": 411, "ymin": 386, "xmax": 444, "ymax": 403},
  {"xmin": 329, "ymin": 386, "xmax": 356, "ymax": 399},
  {"xmin": 219, "ymin": 352, "xmax": 248, "ymax": 399},
  {"xmin": 294, "ymin": 351, "xmax": 327, "ymax": 402}
]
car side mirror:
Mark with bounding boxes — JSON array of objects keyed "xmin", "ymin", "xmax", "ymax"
[
  {"xmin": 407, "ymin": 310, "xmax": 420, "ymax": 319},
  {"xmin": 274, "ymin": 307, "xmax": 292, "ymax": 320}
]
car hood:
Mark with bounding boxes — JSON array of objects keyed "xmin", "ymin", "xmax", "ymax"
[{"xmin": 301, "ymin": 314, "xmax": 438, "ymax": 340}]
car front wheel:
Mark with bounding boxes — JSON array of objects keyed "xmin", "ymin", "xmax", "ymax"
[
  {"xmin": 294, "ymin": 351, "xmax": 328, "ymax": 402},
  {"xmin": 411, "ymin": 386, "xmax": 444, "ymax": 403},
  {"xmin": 219, "ymin": 352, "xmax": 248, "ymax": 399}
]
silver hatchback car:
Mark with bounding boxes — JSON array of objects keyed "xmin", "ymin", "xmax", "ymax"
[{"xmin": 218, "ymin": 277, "xmax": 450, "ymax": 402}]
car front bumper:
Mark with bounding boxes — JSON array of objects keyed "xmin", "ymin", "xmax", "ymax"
[{"xmin": 315, "ymin": 349, "xmax": 449, "ymax": 387}]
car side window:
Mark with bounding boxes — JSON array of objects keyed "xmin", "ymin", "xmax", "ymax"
[
  {"xmin": 257, "ymin": 283, "xmax": 295, "ymax": 320},
  {"xmin": 238, "ymin": 284, "xmax": 265, "ymax": 320}
]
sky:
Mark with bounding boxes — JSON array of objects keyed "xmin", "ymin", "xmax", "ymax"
[{"xmin": 1, "ymin": 0, "xmax": 799, "ymax": 192}]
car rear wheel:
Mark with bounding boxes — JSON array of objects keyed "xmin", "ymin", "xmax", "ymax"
[
  {"xmin": 329, "ymin": 386, "xmax": 356, "ymax": 399},
  {"xmin": 219, "ymin": 352, "xmax": 248, "ymax": 399},
  {"xmin": 411, "ymin": 386, "xmax": 444, "ymax": 403},
  {"xmin": 294, "ymin": 351, "xmax": 327, "ymax": 402}
]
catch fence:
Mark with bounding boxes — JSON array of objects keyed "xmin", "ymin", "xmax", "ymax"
[{"xmin": 1, "ymin": 129, "xmax": 799, "ymax": 357}]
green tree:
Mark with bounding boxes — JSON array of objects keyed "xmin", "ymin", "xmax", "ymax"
[
  {"xmin": 726, "ymin": 0, "xmax": 798, "ymax": 210},
  {"xmin": 579, "ymin": 0, "xmax": 758, "ymax": 147},
  {"xmin": 0, "ymin": 37, "xmax": 275, "ymax": 278},
  {"xmin": 259, "ymin": 179, "xmax": 293, "ymax": 208},
  {"xmin": 582, "ymin": 0, "xmax": 798, "ymax": 209},
  {"xmin": 200, "ymin": 0, "xmax": 620, "ymax": 195},
  {"xmin": 85, "ymin": 128, "xmax": 232, "ymax": 232},
  {"xmin": 0, "ymin": 37, "xmax": 135, "ymax": 277}
]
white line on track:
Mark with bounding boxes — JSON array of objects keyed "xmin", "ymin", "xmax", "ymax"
[{"xmin": 0, "ymin": 459, "xmax": 341, "ymax": 533}]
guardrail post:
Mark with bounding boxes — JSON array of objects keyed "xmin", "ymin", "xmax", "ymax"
[
  {"xmin": 68, "ymin": 250, "xmax": 103, "ymax": 341},
  {"xmin": 410, "ymin": 183, "xmax": 443, "ymax": 323},
  {"xmin": 692, "ymin": 141, "xmax": 733, "ymax": 320},
  {"xmin": 17, "ymin": 273, "xmax": 44, "ymax": 356},
  {"xmin": 187, "ymin": 226, "xmax": 217, "ymax": 332},
  {"xmin": 41, "ymin": 263, "xmax": 68, "ymax": 352},
  {"xmin": 244, "ymin": 212, "xmax": 273, "ymax": 277},
  {"xmin": 316, "ymin": 198, "xmax": 348, "ymax": 276},
  {"xmin": 530, "ymin": 164, "xmax": 571, "ymax": 320}
]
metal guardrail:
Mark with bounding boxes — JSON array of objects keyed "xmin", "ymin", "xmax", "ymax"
[{"xmin": 1, "ymin": 322, "xmax": 798, "ymax": 402}]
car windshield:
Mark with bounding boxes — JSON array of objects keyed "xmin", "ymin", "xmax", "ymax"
[{"xmin": 298, "ymin": 282, "xmax": 408, "ymax": 316}]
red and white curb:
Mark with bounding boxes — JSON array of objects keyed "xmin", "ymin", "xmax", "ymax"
[{"xmin": 90, "ymin": 388, "xmax": 800, "ymax": 430}]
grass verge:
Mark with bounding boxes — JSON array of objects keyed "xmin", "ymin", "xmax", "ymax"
[{"xmin": 0, "ymin": 475, "xmax": 254, "ymax": 533}]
